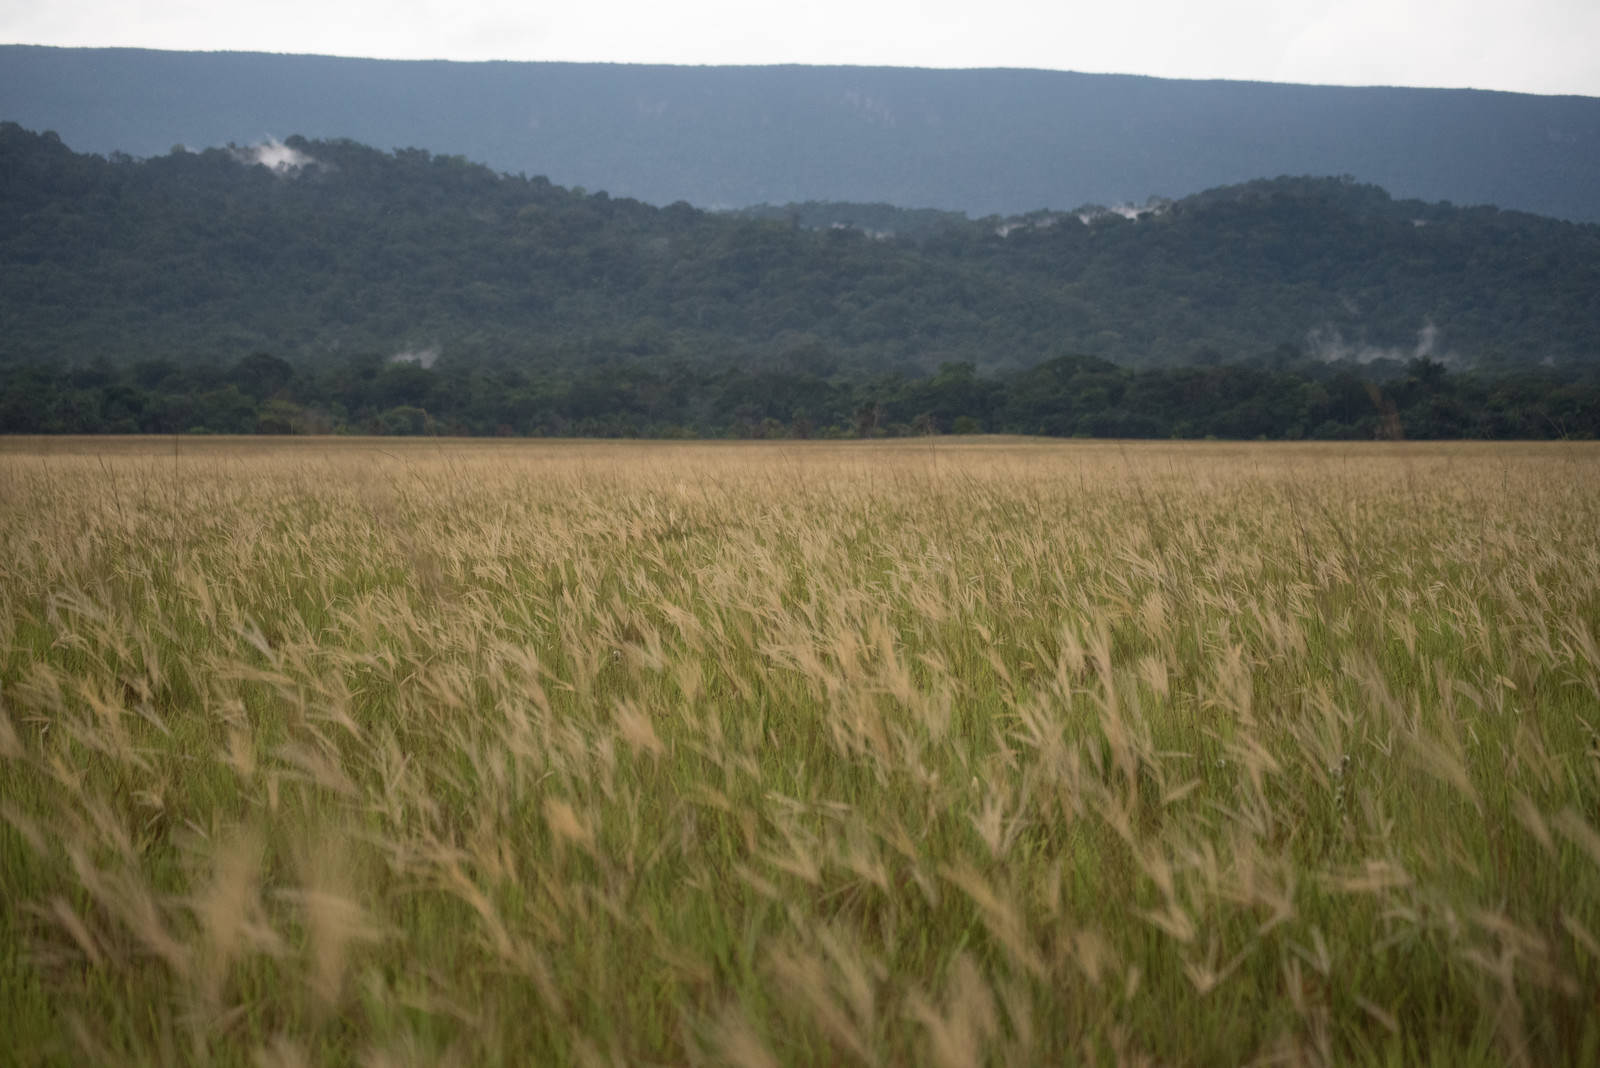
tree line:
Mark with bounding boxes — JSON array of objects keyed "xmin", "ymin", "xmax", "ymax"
[{"xmin": 4, "ymin": 351, "xmax": 1596, "ymax": 440}]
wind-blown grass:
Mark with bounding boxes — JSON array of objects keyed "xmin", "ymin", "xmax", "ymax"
[{"xmin": 2, "ymin": 436, "xmax": 1598, "ymax": 1065}]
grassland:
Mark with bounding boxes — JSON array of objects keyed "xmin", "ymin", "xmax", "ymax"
[{"xmin": 2, "ymin": 436, "xmax": 1599, "ymax": 1066}]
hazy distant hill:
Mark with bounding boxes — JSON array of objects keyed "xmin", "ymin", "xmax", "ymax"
[
  {"xmin": 3, "ymin": 46, "xmax": 1599, "ymax": 221},
  {"xmin": 3, "ymin": 122, "xmax": 1597, "ymax": 374}
]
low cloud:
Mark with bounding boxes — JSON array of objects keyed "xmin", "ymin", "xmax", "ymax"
[
  {"xmin": 993, "ymin": 199, "xmax": 1171, "ymax": 236},
  {"xmin": 232, "ymin": 138, "xmax": 316, "ymax": 173},
  {"xmin": 1075, "ymin": 198, "xmax": 1172, "ymax": 224}
]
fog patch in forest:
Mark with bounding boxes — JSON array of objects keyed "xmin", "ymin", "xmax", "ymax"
[
  {"xmin": 1306, "ymin": 319, "xmax": 1460, "ymax": 366},
  {"xmin": 389, "ymin": 346, "xmax": 441, "ymax": 369}
]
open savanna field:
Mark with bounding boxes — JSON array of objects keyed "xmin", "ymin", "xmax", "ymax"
[{"xmin": 2, "ymin": 436, "xmax": 1600, "ymax": 1066}]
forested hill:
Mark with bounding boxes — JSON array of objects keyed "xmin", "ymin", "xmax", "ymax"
[
  {"xmin": 3, "ymin": 46, "xmax": 1600, "ymax": 222},
  {"xmin": 3, "ymin": 123, "xmax": 1598, "ymax": 376}
]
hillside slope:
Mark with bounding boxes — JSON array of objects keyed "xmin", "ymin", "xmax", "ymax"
[{"xmin": 2, "ymin": 123, "xmax": 1597, "ymax": 373}]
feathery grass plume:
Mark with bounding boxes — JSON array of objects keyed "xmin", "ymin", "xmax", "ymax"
[
  {"xmin": 187, "ymin": 827, "xmax": 283, "ymax": 1021},
  {"xmin": 907, "ymin": 953, "xmax": 999, "ymax": 1068},
  {"xmin": 280, "ymin": 831, "xmax": 385, "ymax": 1013}
]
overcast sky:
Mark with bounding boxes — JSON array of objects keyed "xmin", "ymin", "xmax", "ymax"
[{"xmin": 3, "ymin": 0, "xmax": 1597, "ymax": 97}]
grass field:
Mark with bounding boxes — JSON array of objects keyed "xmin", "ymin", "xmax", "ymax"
[{"xmin": 2, "ymin": 436, "xmax": 1599, "ymax": 1066}]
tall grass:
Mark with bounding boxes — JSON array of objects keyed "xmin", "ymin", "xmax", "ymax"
[{"xmin": 2, "ymin": 436, "xmax": 1598, "ymax": 1065}]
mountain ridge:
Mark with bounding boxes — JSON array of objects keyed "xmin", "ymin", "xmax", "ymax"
[{"xmin": 4, "ymin": 45, "xmax": 1599, "ymax": 221}]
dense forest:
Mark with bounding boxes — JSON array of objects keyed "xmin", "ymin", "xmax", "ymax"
[
  {"xmin": 3, "ymin": 122, "xmax": 1598, "ymax": 376},
  {"xmin": 3, "ymin": 122, "xmax": 1599, "ymax": 439},
  {"xmin": 5, "ymin": 350, "xmax": 1598, "ymax": 440}
]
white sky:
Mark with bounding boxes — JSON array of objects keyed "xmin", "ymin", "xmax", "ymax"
[{"xmin": 3, "ymin": 0, "xmax": 1598, "ymax": 97}]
